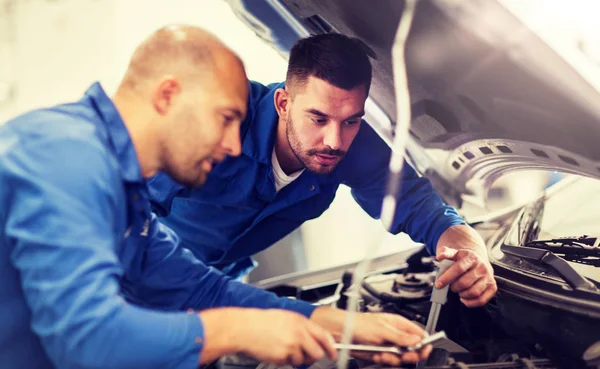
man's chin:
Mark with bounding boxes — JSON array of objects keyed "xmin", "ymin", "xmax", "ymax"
[
  {"xmin": 191, "ymin": 176, "xmax": 208, "ymax": 188},
  {"xmin": 176, "ymin": 174, "xmax": 207, "ymax": 189},
  {"xmin": 304, "ymin": 156, "xmax": 343, "ymax": 174},
  {"xmin": 306, "ymin": 163, "xmax": 338, "ymax": 174}
]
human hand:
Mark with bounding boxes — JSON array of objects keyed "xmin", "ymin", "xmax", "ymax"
[
  {"xmin": 311, "ymin": 307, "xmax": 430, "ymax": 366},
  {"xmin": 349, "ymin": 312, "xmax": 432, "ymax": 366},
  {"xmin": 200, "ymin": 308, "xmax": 337, "ymax": 366},
  {"xmin": 436, "ymin": 226, "xmax": 497, "ymax": 307}
]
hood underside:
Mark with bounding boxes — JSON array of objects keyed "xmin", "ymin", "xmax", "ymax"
[{"xmin": 228, "ymin": 0, "xmax": 600, "ymax": 207}]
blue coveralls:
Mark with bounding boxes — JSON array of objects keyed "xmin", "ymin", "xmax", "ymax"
[{"xmin": 0, "ymin": 83, "xmax": 315, "ymax": 369}]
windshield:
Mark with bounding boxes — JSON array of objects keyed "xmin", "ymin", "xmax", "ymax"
[
  {"xmin": 535, "ymin": 176, "xmax": 600, "ymax": 240},
  {"xmin": 523, "ymin": 176, "xmax": 600, "ymax": 283}
]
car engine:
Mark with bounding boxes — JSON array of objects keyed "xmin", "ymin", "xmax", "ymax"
[
  {"xmin": 210, "ymin": 246, "xmax": 600, "ymax": 369},
  {"xmin": 326, "ymin": 247, "xmax": 557, "ymax": 369}
]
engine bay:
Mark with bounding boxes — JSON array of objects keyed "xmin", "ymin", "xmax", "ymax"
[
  {"xmin": 216, "ymin": 246, "xmax": 600, "ymax": 369},
  {"xmin": 323, "ymin": 247, "xmax": 557, "ymax": 368}
]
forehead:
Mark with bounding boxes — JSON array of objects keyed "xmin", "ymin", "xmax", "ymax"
[
  {"xmin": 292, "ymin": 76, "xmax": 367, "ymax": 115},
  {"xmin": 204, "ymin": 63, "xmax": 248, "ymax": 113}
]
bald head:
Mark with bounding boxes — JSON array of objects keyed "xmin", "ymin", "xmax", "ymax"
[
  {"xmin": 113, "ymin": 25, "xmax": 249, "ymax": 187},
  {"xmin": 119, "ymin": 25, "xmax": 245, "ymax": 92}
]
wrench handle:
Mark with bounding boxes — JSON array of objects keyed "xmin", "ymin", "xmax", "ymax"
[{"xmin": 430, "ymin": 259, "xmax": 454, "ymax": 304}]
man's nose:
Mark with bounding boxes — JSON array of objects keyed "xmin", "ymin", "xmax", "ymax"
[
  {"xmin": 322, "ymin": 123, "xmax": 342, "ymax": 150},
  {"xmin": 222, "ymin": 125, "xmax": 242, "ymax": 157}
]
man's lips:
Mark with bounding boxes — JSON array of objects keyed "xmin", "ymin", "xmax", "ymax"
[
  {"xmin": 201, "ymin": 159, "xmax": 213, "ymax": 172},
  {"xmin": 201, "ymin": 156, "xmax": 225, "ymax": 172},
  {"xmin": 315, "ymin": 154, "xmax": 340, "ymax": 165}
]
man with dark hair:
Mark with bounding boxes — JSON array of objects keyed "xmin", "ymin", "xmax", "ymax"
[{"xmin": 149, "ymin": 33, "xmax": 497, "ymax": 308}]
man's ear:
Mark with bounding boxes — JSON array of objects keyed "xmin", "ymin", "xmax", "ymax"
[
  {"xmin": 273, "ymin": 88, "xmax": 290, "ymax": 119},
  {"xmin": 152, "ymin": 77, "xmax": 181, "ymax": 115}
]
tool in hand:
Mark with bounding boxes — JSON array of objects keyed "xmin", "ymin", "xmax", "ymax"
[
  {"xmin": 424, "ymin": 259, "xmax": 454, "ymax": 335},
  {"xmin": 416, "ymin": 260, "xmax": 454, "ymax": 369},
  {"xmin": 333, "ymin": 331, "xmax": 447, "ymax": 355}
]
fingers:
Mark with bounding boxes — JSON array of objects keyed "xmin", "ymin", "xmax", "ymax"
[
  {"xmin": 419, "ymin": 344, "xmax": 433, "ymax": 361},
  {"xmin": 350, "ymin": 352, "xmax": 378, "ymax": 363},
  {"xmin": 436, "ymin": 250, "xmax": 478, "ymax": 289},
  {"xmin": 371, "ymin": 351, "xmax": 421, "ymax": 366},
  {"xmin": 353, "ymin": 349, "xmax": 429, "ymax": 366},
  {"xmin": 352, "ymin": 352, "xmax": 403, "ymax": 367},
  {"xmin": 385, "ymin": 314, "xmax": 427, "ymax": 338},
  {"xmin": 300, "ymin": 334, "xmax": 326, "ymax": 363},
  {"xmin": 351, "ymin": 313, "xmax": 425, "ymax": 358},
  {"xmin": 436, "ymin": 245, "xmax": 457, "ymax": 260},
  {"xmin": 289, "ymin": 350, "xmax": 305, "ymax": 367},
  {"xmin": 460, "ymin": 282, "xmax": 498, "ymax": 308},
  {"xmin": 457, "ymin": 274, "xmax": 487, "ymax": 299},
  {"xmin": 373, "ymin": 352, "xmax": 402, "ymax": 366},
  {"xmin": 436, "ymin": 246, "xmax": 497, "ymax": 308},
  {"xmin": 451, "ymin": 261, "xmax": 488, "ymax": 293},
  {"xmin": 399, "ymin": 351, "xmax": 421, "ymax": 363},
  {"xmin": 349, "ymin": 342, "xmax": 432, "ymax": 366},
  {"xmin": 305, "ymin": 320, "xmax": 338, "ymax": 361},
  {"xmin": 378, "ymin": 321, "xmax": 422, "ymax": 348},
  {"xmin": 288, "ymin": 323, "xmax": 332, "ymax": 366}
]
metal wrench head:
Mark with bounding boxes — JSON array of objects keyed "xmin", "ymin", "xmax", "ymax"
[{"xmin": 407, "ymin": 331, "xmax": 447, "ymax": 351}]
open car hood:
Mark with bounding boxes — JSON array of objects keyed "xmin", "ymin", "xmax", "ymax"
[{"xmin": 227, "ymin": 0, "xmax": 600, "ymax": 209}]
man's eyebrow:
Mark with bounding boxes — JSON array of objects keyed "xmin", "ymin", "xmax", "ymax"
[
  {"xmin": 305, "ymin": 109, "xmax": 365, "ymax": 121},
  {"xmin": 305, "ymin": 108, "xmax": 328, "ymax": 117},
  {"xmin": 344, "ymin": 110, "xmax": 365, "ymax": 121},
  {"xmin": 220, "ymin": 108, "xmax": 244, "ymax": 119}
]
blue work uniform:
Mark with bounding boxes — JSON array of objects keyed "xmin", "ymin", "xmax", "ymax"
[
  {"xmin": 0, "ymin": 83, "xmax": 315, "ymax": 369},
  {"xmin": 149, "ymin": 81, "xmax": 465, "ymax": 279}
]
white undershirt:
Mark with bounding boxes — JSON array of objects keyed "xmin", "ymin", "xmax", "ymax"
[{"xmin": 272, "ymin": 148, "xmax": 304, "ymax": 193}]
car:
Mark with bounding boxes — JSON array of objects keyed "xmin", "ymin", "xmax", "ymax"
[{"xmin": 222, "ymin": 1, "xmax": 600, "ymax": 368}]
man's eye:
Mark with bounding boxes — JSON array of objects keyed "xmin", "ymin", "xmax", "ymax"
[
  {"xmin": 222, "ymin": 115, "xmax": 234, "ymax": 124},
  {"xmin": 312, "ymin": 118, "xmax": 327, "ymax": 125},
  {"xmin": 345, "ymin": 119, "xmax": 361, "ymax": 125}
]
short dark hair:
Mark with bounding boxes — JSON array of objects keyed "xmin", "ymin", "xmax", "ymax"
[{"xmin": 286, "ymin": 33, "xmax": 372, "ymax": 96}]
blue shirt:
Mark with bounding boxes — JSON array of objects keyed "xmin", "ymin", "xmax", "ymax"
[
  {"xmin": 0, "ymin": 83, "xmax": 315, "ymax": 369},
  {"xmin": 149, "ymin": 81, "xmax": 465, "ymax": 278}
]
